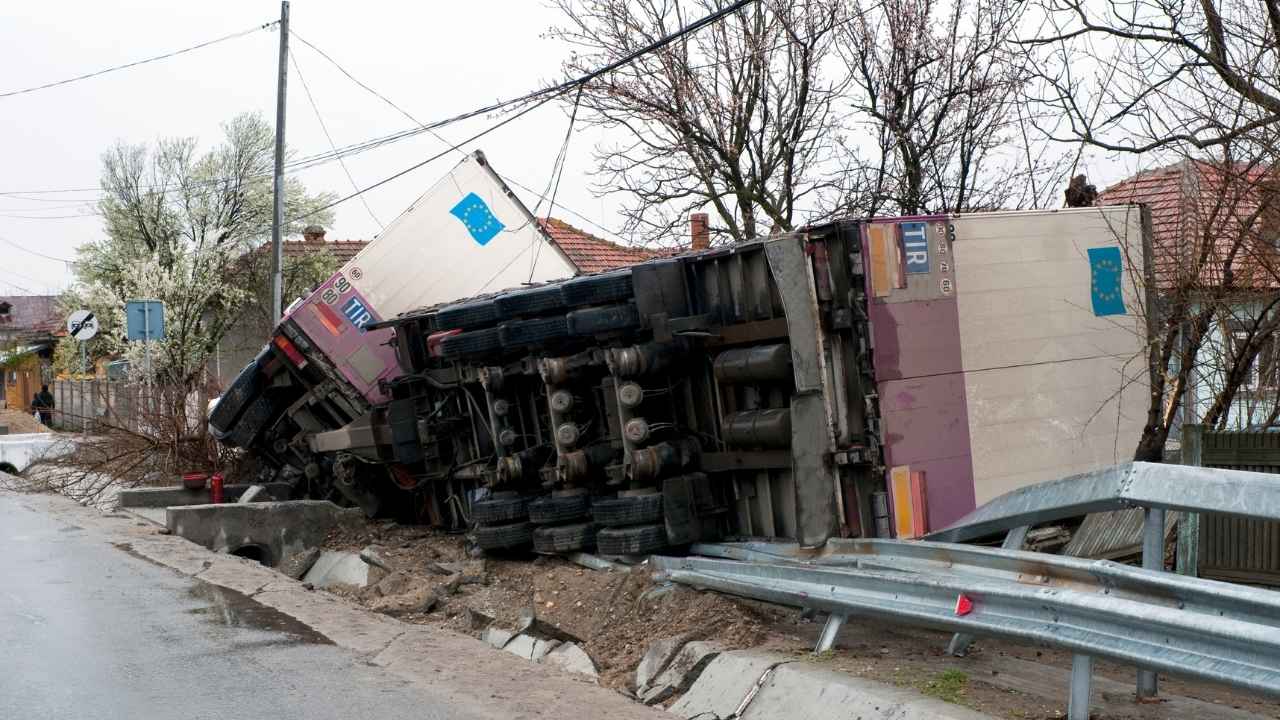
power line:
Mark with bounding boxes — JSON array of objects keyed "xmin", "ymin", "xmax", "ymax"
[
  {"xmin": 291, "ymin": 30, "xmax": 627, "ymax": 242},
  {"xmin": 289, "ymin": 52, "xmax": 383, "ymax": 229},
  {"xmin": 0, "ymin": 21, "xmax": 278, "ymax": 99},
  {"xmin": 0, "ymin": 235, "xmax": 74, "ymax": 263}
]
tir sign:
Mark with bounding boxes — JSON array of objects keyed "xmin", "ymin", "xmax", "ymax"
[
  {"xmin": 901, "ymin": 222, "xmax": 930, "ymax": 274},
  {"xmin": 341, "ymin": 296, "xmax": 373, "ymax": 333}
]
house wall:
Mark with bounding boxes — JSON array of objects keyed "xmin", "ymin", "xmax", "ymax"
[
  {"xmin": 1186, "ymin": 301, "xmax": 1280, "ymax": 430},
  {"xmin": 4, "ymin": 354, "xmax": 46, "ymax": 412}
]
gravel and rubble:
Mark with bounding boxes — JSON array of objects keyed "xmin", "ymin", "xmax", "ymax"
[{"xmin": 319, "ymin": 517, "xmax": 1280, "ymax": 719}]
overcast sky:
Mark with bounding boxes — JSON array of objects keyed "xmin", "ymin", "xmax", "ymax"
[
  {"xmin": 0, "ymin": 1, "xmax": 1145, "ymax": 297},
  {"xmin": 0, "ymin": 0, "xmax": 632, "ymax": 294}
]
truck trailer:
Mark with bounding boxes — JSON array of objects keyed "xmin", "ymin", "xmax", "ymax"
[{"xmin": 211, "ymin": 152, "xmax": 1151, "ymax": 552}]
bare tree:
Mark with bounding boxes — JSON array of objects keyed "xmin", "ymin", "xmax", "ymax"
[
  {"xmin": 549, "ymin": 0, "xmax": 850, "ymax": 245},
  {"xmin": 1024, "ymin": 0, "xmax": 1280, "ymax": 460},
  {"xmin": 838, "ymin": 0, "xmax": 1057, "ymax": 215}
]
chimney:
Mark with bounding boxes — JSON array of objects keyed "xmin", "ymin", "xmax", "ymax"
[
  {"xmin": 303, "ymin": 225, "xmax": 327, "ymax": 244},
  {"xmin": 690, "ymin": 213, "xmax": 710, "ymax": 251}
]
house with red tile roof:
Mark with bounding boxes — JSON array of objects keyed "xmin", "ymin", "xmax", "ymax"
[
  {"xmin": 537, "ymin": 217, "xmax": 655, "ymax": 273},
  {"xmin": 1100, "ymin": 159, "xmax": 1280, "ymax": 428}
]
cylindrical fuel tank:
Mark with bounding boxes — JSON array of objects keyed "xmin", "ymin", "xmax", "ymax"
[
  {"xmin": 721, "ymin": 408, "xmax": 792, "ymax": 448},
  {"xmin": 713, "ymin": 344, "xmax": 792, "ymax": 383}
]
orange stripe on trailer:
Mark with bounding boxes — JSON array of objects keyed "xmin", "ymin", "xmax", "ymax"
[{"xmin": 890, "ymin": 466, "xmax": 915, "ymax": 538}]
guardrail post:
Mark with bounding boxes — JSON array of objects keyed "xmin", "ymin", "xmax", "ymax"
[
  {"xmin": 1069, "ymin": 653, "xmax": 1093, "ymax": 720},
  {"xmin": 1137, "ymin": 507, "xmax": 1165, "ymax": 697},
  {"xmin": 946, "ymin": 525, "xmax": 1030, "ymax": 656},
  {"xmin": 1177, "ymin": 424, "xmax": 1203, "ymax": 577},
  {"xmin": 814, "ymin": 613, "xmax": 846, "ymax": 654}
]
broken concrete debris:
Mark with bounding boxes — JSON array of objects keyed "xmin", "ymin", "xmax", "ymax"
[
  {"xmin": 638, "ymin": 640, "xmax": 722, "ymax": 705},
  {"xmin": 303, "ymin": 551, "xmax": 373, "ymax": 589},
  {"xmin": 237, "ymin": 484, "xmax": 268, "ymax": 504},
  {"xmin": 635, "ymin": 634, "xmax": 690, "ymax": 692},
  {"xmin": 480, "ymin": 624, "xmax": 601, "ymax": 681},
  {"xmin": 358, "ymin": 545, "xmax": 394, "ymax": 571},
  {"xmin": 279, "ymin": 547, "xmax": 322, "ymax": 580}
]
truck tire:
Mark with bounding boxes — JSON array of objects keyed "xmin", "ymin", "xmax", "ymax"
[
  {"xmin": 567, "ymin": 303, "xmax": 640, "ymax": 336},
  {"xmin": 532, "ymin": 522, "xmax": 597, "ymax": 554},
  {"xmin": 436, "ymin": 300, "xmax": 500, "ymax": 330},
  {"xmin": 474, "ymin": 521, "xmax": 534, "ymax": 550},
  {"xmin": 590, "ymin": 494, "xmax": 663, "ymax": 527},
  {"xmin": 499, "ymin": 316, "xmax": 570, "ymax": 348},
  {"xmin": 527, "ymin": 494, "xmax": 590, "ymax": 524},
  {"xmin": 439, "ymin": 327, "xmax": 502, "ymax": 357},
  {"xmin": 209, "ymin": 358, "xmax": 262, "ymax": 437},
  {"xmin": 472, "ymin": 496, "xmax": 528, "ymax": 524},
  {"xmin": 560, "ymin": 270, "xmax": 634, "ymax": 307},
  {"xmin": 496, "ymin": 285, "xmax": 565, "ymax": 317},
  {"xmin": 225, "ymin": 394, "xmax": 275, "ymax": 449},
  {"xmin": 596, "ymin": 524, "xmax": 667, "ymax": 555}
]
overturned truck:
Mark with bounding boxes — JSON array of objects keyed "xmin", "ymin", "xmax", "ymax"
[{"xmin": 212, "ymin": 152, "xmax": 1151, "ymax": 555}]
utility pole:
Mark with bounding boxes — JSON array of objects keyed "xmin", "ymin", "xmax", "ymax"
[{"xmin": 270, "ymin": 0, "xmax": 290, "ymax": 322}]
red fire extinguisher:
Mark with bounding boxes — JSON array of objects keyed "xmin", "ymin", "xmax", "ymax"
[{"xmin": 210, "ymin": 472, "xmax": 224, "ymax": 504}]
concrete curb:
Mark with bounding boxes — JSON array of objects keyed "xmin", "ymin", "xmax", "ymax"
[
  {"xmin": 669, "ymin": 650, "xmax": 996, "ymax": 720},
  {"xmin": 7, "ymin": 489, "xmax": 663, "ymax": 720}
]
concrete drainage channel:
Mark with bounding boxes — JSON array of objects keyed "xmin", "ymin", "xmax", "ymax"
[{"xmin": 117, "ymin": 488, "xmax": 997, "ymax": 720}]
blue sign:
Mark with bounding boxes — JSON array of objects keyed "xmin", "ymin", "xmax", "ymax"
[
  {"xmin": 1087, "ymin": 247, "xmax": 1126, "ymax": 316},
  {"xmin": 901, "ymin": 222, "xmax": 930, "ymax": 274},
  {"xmin": 125, "ymin": 300, "xmax": 165, "ymax": 341},
  {"xmin": 341, "ymin": 296, "xmax": 373, "ymax": 333},
  {"xmin": 449, "ymin": 192, "xmax": 505, "ymax": 245}
]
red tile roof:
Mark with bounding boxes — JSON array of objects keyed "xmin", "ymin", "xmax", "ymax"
[
  {"xmin": 1100, "ymin": 160, "xmax": 1279, "ymax": 289},
  {"xmin": 0, "ymin": 295, "xmax": 62, "ymax": 336},
  {"xmin": 279, "ymin": 238, "xmax": 368, "ymax": 264},
  {"xmin": 538, "ymin": 217, "xmax": 655, "ymax": 273}
]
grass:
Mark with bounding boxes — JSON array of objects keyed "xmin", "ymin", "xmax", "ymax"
[{"xmin": 920, "ymin": 669, "xmax": 970, "ymax": 704}]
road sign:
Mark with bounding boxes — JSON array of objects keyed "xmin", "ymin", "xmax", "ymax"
[
  {"xmin": 125, "ymin": 300, "xmax": 165, "ymax": 341},
  {"xmin": 67, "ymin": 309, "xmax": 99, "ymax": 340}
]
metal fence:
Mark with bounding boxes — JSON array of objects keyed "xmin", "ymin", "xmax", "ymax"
[
  {"xmin": 50, "ymin": 378, "xmax": 209, "ymax": 436},
  {"xmin": 1184, "ymin": 426, "xmax": 1280, "ymax": 586}
]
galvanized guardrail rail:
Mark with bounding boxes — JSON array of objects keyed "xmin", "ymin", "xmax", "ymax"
[
  {"xmin": 656, "ymin": 544, "xmax": 1280, "ymax": 718},
  {"xmin": 657, "ymin": 461, "xmax": 1280, "ymax": 720}
]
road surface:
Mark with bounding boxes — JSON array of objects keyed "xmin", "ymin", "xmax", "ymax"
[{"xmin": 0, "ymin": 493, "xmax": 476, "ymax": 720}]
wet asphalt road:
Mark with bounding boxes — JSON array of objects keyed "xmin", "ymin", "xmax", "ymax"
[{"xmin": 0, "ymin": 495, "xmax": 477, "ymax": 720}]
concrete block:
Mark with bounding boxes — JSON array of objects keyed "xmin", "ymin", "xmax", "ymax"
[
  {"xmin": 739, "ymin": 663, "xmax": 994, "ymax": 720},
  {"xmin": 237, "ymin": 484, "xmax": 267, "ymax": 503},
  {"xmin": 503, "ymin": 634, "xmax": 559, "ymax": 662},
  {"xmin": 0, "ymin": 432, "xmax": 61, "ymax": 473},
  {"xmin": 483, "ymin": 627, "xmax": 515, "ymax": 649},
  {"xmin": 279, "ymin": 547, "xmax": 322, "ymax": 580},
  {"xmin": 543, "ymin": 642, "xmax": 598, "ymax": 681},
  {"xmin": 641, "ymin": 640, "xmax": 722, "ymax": 706},
  {"xmin": 667, "ymin": 650, "xmax": 778, "ymax": 717},
  {"xmin": 636, "ymin": 635, "xmax": 689, "ymax": 692},
  {"xmin": 303, "ymin": 551, "xmax": 372, "ymax": 588},
  {"xmin": 118, "ymin": 482, "xmax": 291, "ymax": 508},
  {"xmin": 165, "ymin": 500, "xmax": 362, "ymax": 568}
]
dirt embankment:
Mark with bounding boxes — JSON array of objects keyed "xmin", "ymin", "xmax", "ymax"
[{"xmin": 0, "ymin": 408, "xmax": 50, "ymax": 434}]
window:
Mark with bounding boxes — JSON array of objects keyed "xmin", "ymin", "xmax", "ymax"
[{"xmin": 1227, "ymin": 320, "xmax": 1278, "ymax": 389}]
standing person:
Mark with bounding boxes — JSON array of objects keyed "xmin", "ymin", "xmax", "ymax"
[{"xmin": 31, "ymin": 384, "xmax": 54, "ymax": 427}]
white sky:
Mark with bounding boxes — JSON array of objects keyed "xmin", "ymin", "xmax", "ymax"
[
  {"xmin": 0, "ymin": 0, "xmax": 627, "ymax": 294},
  {"xmin": 0, "ymin": 1, "xmax": 1146, "ymax": 296}
]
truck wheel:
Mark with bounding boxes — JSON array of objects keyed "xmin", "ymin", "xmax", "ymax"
[
  {"xmin": 596, "ymin": 524, "xmax": 667, "ymax": 555},
  {"xmin": 474, "ymin": 521, "xmax": 534, "ymax": 550},
  {"xmin": 567, "ymin": 303, "xmax": 640, "ymax": 336},
  {"xmin": 590, "ymin": 494, "xmax": 663, "ymax": 527},
  {"xmin": 440, "ymin": 327, "xmax": 502, "ymax": 357},
  {"xmin": 527, "ymin": 494, "xmax": 590, "ymax": 524},
  {"xmin": 436, "ymin": 300, "xmax": 500, "ymax": 330},
  {"xmin": 472, "ymin": 496, "xmax": 528, "ymax": 524},
  {"xmin": 209, "ymin": 357, "xmax": 263, "ymax": 436},
  {"xmin": 499, "ymin": 316, "xmax": 570, "ymax": 347},
  {"xmin": 496, "ymin": 285, "xmax": 565, "ymax": 317},
  {"xmin": 560, "ymin": 270, "xmax": 634, "ymax": 307},
  {"xmin": 225, "ymin": 394, "xmax": 275, "ymax": 449},
  {"xmin": 532, "ymin": 522, "xmax": 597, "ymax": 554}
]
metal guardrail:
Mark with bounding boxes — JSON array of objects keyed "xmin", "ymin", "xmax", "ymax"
[
  {"xmin": 925, "ymin": 461, "xmax": 1280, "ymax": 544},
  {"xmin": 658, "ymin": 539, "xmax": 1280, "ymax": 719}
]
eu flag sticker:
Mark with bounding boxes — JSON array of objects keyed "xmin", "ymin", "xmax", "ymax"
[
  {"xmin": 450, "ymin": 192, "xmax": 505, "ymax": 246},
  {"xmin": 1087, "ymin": 246, "xmax": 1126, "ymax": 316}
]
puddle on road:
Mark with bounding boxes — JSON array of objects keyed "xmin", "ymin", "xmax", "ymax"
[{"xmin": 186, "ymin": 581, "xmax": 333, "ymax": 645}]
